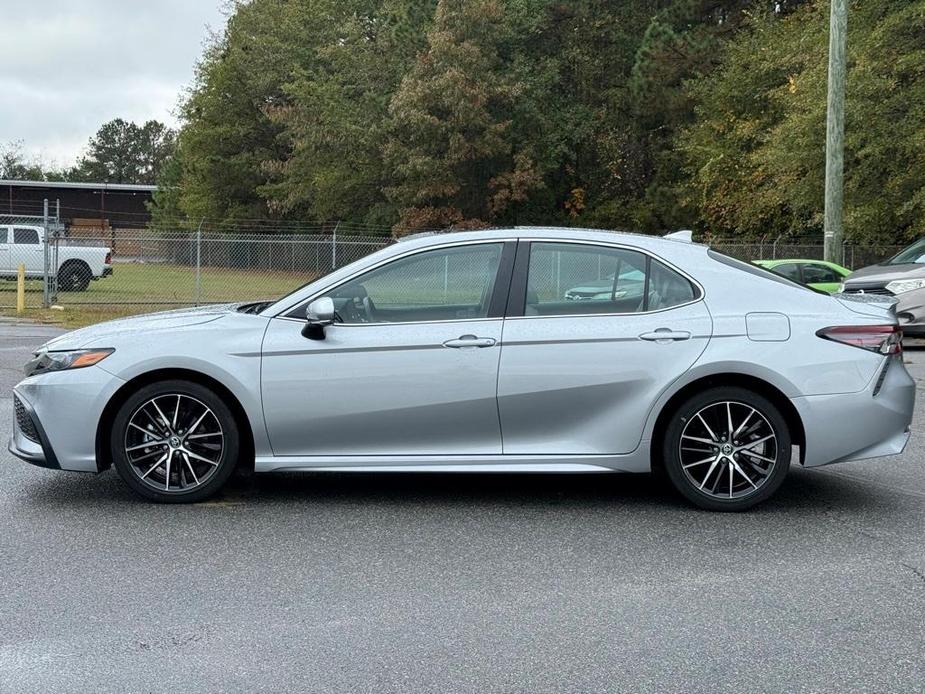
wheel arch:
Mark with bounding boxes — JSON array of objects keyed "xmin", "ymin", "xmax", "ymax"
[
  {"xmin": 649, "ymin": 373, "xmax": 806, "ymax": 473},
  {"xmin": 95, "ymin": 368, "xmax": 255, "ymax": 473},
  {"xmin": 58, "ymin": 258, "xmax": 92, "ymax": 275}
]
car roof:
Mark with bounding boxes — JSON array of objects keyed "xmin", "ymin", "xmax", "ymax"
[{"xmin": 396, "ymin": 226, "xmax": 708, "ymax": 253}]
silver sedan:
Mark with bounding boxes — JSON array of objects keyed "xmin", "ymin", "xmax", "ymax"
[{"xmin": 9, "ymin": 228, "xmax": 915, "ymax": 510}]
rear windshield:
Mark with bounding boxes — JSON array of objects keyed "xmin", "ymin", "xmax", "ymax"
[{"xmin": 707, "ymin": 249, "xmax": 815, "ymax": 292}]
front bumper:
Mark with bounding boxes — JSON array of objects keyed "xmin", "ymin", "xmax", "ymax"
[
  {"xmin": 892, "ymin": 288, "xmax": 925, "ymax": 336},
  {"xmin": 9, "ymin": 393, "xmax": 60, "ymax": 469},
  {"xmin": 793, "ymin": 354, "xmax": 915, "ymax": 467},
  {"xmin": 10, "ymin": 366, "xmax": 125, "ymax": 472}
]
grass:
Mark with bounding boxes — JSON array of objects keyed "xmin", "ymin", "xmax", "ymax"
[{"xmin": 0, "ymin": 262, "xmax": 313, "ymax": 328}]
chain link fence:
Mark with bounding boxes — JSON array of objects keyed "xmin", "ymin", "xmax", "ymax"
[
  {"xmin": 0, "ymin": 222, "xmax": 392, "ymax": 316},
  {"xmin": 0, "ymin": 217, "xmax": 911, "ymax": 323},
  {"xmin": 710, "ymin": 240, "xmax": 904, "ymax": 268}
]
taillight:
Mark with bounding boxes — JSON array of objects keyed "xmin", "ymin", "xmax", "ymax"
[
  {"xmin": 817, "ymin": 325, "xmax": 903, "ymax": 355},
  {"xmin": 105, "ymin": 252, "xmax": 112, "ymax": 264}
]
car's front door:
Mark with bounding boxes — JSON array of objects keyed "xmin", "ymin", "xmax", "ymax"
[
  {"xmin": 261, "ymin": 241, "xmax": 514, "ymax": 457},
  {"xmin": 498, "ymin": 241, "xmax": 713, "ymax": 455},
  {"xmin": 9, "ymin": 227, "xmax": 42, "ymax": 274},
  {"xmin": 0, "ymin": 227, "xmax": 10, "ymax": 273}
]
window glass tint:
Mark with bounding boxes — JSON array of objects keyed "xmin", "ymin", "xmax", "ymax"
[
  {"xmin": 801, "ymin": 263, "xmax": 841, "ymax": 284},
  {"xmin": 526, "ymin": 243, "xmax": 696, "ymax": 316},
  {"xmin": 13, "ymin": 228, "xmax": 39, "ymax": 245},
  {"xmin": 772, "ymin": 263, "xmax": 802, "ymax": 282},
  {"xmin": 648, "ymin": 258, "xmax": 696, "ymax": 310},
  {"xmin": 325, "ymin": 243, "xmax": 503, "ymax": 324}
]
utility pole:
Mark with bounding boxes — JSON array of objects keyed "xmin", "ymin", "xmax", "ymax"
[{"xmin": 824, "ymin": 0, "xmax": 847, "ymax": 265}]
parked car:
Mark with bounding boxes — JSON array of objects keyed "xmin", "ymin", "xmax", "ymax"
[
  {"xmin": 0, "ymin": 224, "xmax": 112, "ymax": 291},
  {"xmin": 841, "ymin": 238, "xmax": 925, "ymax": 337},
  {"xmin": 564, "ymin": 266, "xmax": 646, "ymax": 302},
  {"xmin": 753, "ymin": 259, "xmax": 850, "ymax": 293},
  {"xmin": 9, "ymin": 228, "xmax": 914, "ymax": 511}
]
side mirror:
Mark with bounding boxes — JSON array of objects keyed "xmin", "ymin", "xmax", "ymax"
[{"xmin": 302, "ymin": 297, "xmax": 335, "ymax": 340}]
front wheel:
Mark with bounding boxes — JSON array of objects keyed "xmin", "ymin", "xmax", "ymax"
[
  {"xmin": 111, "ymin": 380, "xmax": 240, "ymax": 502},
  {"xmin": 663, "ymin": 387, "xmax": 791, "ymax": 511}
]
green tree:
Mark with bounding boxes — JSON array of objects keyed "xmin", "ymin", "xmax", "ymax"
[
  {"xmin": 680, "ymin": 0, "xmax": 925, "ymax": 245},
  {"xmin": 70, "ymin": 118, "xmax": 176, "ymax": 184},
  {"xmin": 261, "ymin": 0, "xmax": 437, "ymax": 226},
  {"xmin": 385, "ymin": 0, "xmax": 546, "ymax": 234}
]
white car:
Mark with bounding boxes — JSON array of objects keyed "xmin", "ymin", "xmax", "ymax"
[{"xmin": 0, "ymin": 224, "xmax": 112, "ymax": 291}]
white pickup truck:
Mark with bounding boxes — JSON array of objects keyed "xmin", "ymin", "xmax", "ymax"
[{"xmin": 0, "ymin": 224, "xmax": 112, "ymax": 291}]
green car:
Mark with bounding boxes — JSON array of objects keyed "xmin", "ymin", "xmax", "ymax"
[{"xmin": 753, "ymin": 259, "xmax": 851, "ymax": 294}]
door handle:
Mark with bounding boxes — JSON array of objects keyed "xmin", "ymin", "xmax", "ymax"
[
  {"xmin": 639, "ymin": 329, "xmax": 692, "ymax": 343},
  {"xmin": 443, "ymin": 335, "xmax": 497, "ymax": 349}
]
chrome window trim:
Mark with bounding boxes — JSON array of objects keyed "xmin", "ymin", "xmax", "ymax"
[
  {"xmin": 512, "ymin": 237, "xmax": 705, "ymax": 320},
  {"xmin": 269, "ymin": 238, "xmax": 515, "ymax": 322}
]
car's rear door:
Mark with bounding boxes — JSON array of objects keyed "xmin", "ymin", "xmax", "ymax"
[
  {"xmin": 497, "ymin": 240, "xmax": 712, "ymax": 455},
  {"xmin": 260, "ymin": 240, "xmax": 515, "ymax": 458}
]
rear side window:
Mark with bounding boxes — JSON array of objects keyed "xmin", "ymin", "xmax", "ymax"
[
  {"xmin": 13, "ymin": 228, "xmax": 39, "ymax": 244},
  {"xmin": 525, "ymin": 242, "xmax": 698, "ymax": 316}
]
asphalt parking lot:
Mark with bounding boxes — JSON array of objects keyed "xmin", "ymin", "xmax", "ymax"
[{"xmin": 0, "ymin": 320, "xmax": 923, "ymax": 693}]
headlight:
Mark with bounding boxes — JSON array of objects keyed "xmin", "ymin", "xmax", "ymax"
[
  {"xmin": 24, "ymin": 348, "xmax": 114, "ymax": 377},
  {"xmin": 885, "ymin": 278, "xmax": 925, "ymax": 295}
]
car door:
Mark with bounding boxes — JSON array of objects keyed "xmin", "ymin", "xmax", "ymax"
[
  {"xmin": 0, "ymin": 227, "xmax": 10, "ymax": 274},
  {"xmin": 497, "ymin": 240, "xmax": 712, "ymax": 455},
  {"xmin": 9, "ymin": 226, "xmax": 42, "ymax": 275},
  {"xmin": 261, "ymin": 240, "xmax": 514, "ymax": 457}
]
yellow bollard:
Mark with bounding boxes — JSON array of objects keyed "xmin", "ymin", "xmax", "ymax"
[{"xmin": 16, "ymin": 264, "xmax": 25, "ymax": 314}]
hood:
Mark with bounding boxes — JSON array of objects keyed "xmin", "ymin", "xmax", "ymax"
[
  {"xmin": 845, "ymin": 263, "xmax": 925, "ymax": 285},
  {"xmin": 42, "ymin": 303, "xmax": 241, "ymax": 352}
]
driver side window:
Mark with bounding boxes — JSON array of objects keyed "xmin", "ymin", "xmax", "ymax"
[{"xmin": 325, "ymin": 243, "xmax": 504, "ymax": 324}]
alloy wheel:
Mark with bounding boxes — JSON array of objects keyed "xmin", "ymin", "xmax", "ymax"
[
  {"xmin": 123, "ymin": 393, "xmax": 224, "ymax": 493},
  {"xmin": 678, "ymin": 400, "xmax": 779, "ymax": 500}
]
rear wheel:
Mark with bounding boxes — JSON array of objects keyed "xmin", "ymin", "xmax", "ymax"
[
  {"xmin": 663, "ymin": 387, "xmax": 791, "ymax": 511},
  {"xmin": 111, "ymin": 380, "xmax": 240, "ymax": 502},
  {"xmin": 58, "ymin": 261, "xmax": 92, "ymax": 291}
]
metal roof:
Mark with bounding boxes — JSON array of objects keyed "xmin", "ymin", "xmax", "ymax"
[{"xmin": 0, "ymin": 179, "xmax": 157, "ymax": 192}]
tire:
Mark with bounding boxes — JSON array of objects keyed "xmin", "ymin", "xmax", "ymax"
[
  {"xmin": 111, "ymin": 380, "xmax": 240, "ymax": 503},
  {"xmin": 663, "ymin": 386, "xmax": 791, "ymax": 512},
  {"xmin": 58, "ymin": 261, "xmax": 92, "ymax": 292}
]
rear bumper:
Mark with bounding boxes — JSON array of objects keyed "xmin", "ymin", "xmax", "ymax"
[
  {"xmin": 793, "ymin": 354, "xmax": 915, "ymax": 467},
  {"xmin": 99, "ymin": 266, "xmax": 113, "ymax": 279}
]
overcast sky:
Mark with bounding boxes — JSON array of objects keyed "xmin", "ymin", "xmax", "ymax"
[{"xmin": 0, "ymin": 0, "xmax": 227, "ymax": 168}]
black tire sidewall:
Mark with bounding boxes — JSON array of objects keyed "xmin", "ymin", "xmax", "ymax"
[
  {"xmin": 58, "ymin": 262, "xmax": 91, "ymax": 291},
  {"xmin": 111, "ymin": 380, "xmax": 240, "ymax": 503},
  {"xmin": 663, "ymin": 386, "xmax": 791, "ymax": 512}
]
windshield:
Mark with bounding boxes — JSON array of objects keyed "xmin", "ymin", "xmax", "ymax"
[{"xmin": 885, "ymin": 238, "xmax": 925, "ymax": 265}]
